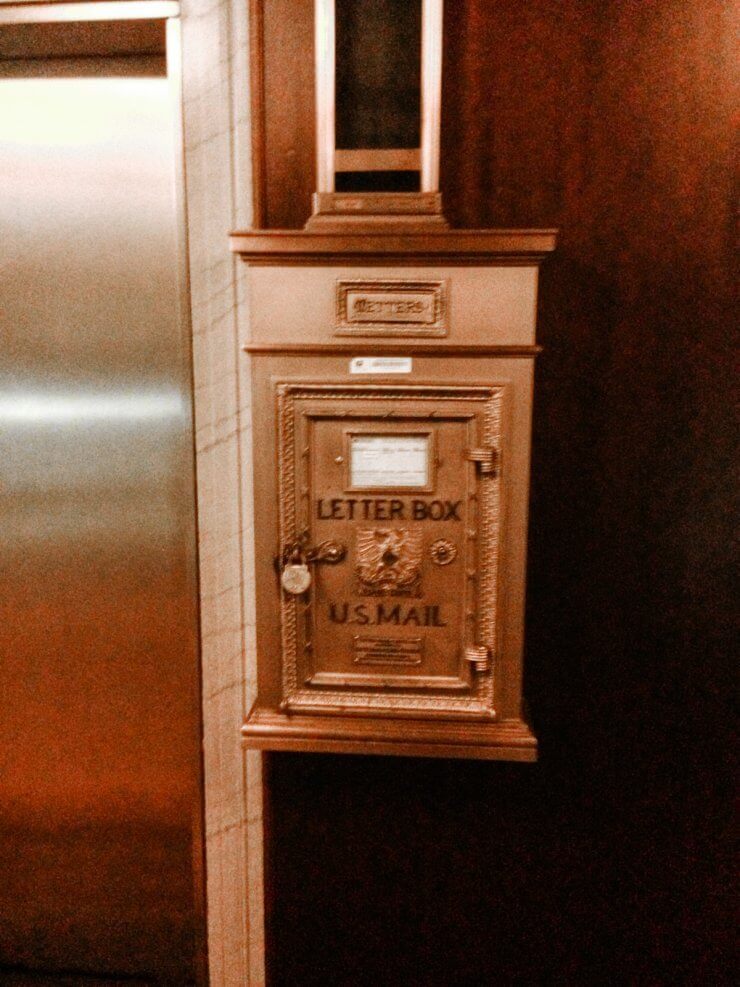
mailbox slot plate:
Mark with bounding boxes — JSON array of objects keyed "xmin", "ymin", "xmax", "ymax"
[{"xmin": 335, "ymin": 279, "xmax": 448, "ymax": 337}]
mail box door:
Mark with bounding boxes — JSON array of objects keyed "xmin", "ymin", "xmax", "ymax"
[{"xmin": 276, "ymin": 383, "xmax": 504, "ymax": 720}]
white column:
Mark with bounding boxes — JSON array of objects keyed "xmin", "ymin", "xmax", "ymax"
[
  {"xmin": 180, "ymin": 0, "xmax": 265, "ymax": 983},
  {"xmin": 315, "ymin": 0, "xmax": 336, "ymax": 192},
  {"xmin": 420, "ymin": 0, "xmax": 444, "ymax": 192}
]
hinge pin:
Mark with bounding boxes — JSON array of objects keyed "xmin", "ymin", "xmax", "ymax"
[
  {"xmin": 467, "ymin": 447, "xmax": 498, "ymax": 474},
  {"xmin": 464, "ymin": 645, "xmax": 492, "ymax": 674}
]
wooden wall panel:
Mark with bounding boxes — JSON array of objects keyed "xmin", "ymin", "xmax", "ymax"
[
  {"xmin": 258, "ymin": 2, "xmax": 736, "ymax": 983},
  {"xmin": 259, "ymin": 0, "xmax": 315, "ymax": 228}
]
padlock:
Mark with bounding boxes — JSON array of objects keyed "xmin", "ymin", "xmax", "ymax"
[{"xmin": 281, "ymin": 561, "xmax": 312, "ymax": 595}]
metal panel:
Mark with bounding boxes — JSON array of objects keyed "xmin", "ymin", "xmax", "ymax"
[
  {"xmin": 0, "ymin": 3, "xmax": 180, "ymax": 25},
  {"xmin": 0, "ymin": 44, "xmax": 202, "ymax": 982}
]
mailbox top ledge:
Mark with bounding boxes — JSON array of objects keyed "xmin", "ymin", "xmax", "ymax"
[{"xmin": 229, "ymin": 229, "xmax": 558, "ymax": 266}]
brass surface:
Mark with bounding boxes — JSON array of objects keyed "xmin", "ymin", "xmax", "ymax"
[
  {"xmin": 242, "ymin": 707, "xmax": 537, "ymax": 761},
  {"xmin": 335, "ymin": 277, "xmax": 447, "ymax": 337},
  {"xmin": 275, "ymin": 382, "xmax": 502, "ymax": 719},
  {"xmin": 333, "ymin": 148, "xmax": 421, "ymax": 172},
  {"xmin": 355, "ymin": 527, "xmax": 423, "ymax": 596},
  {"xmin": 231, "ymin": 227, "xmax": 558, "ymax": 263},
  {"xmin": 238, "ymin": 229, "xmax": 546, "ymax": 758}
]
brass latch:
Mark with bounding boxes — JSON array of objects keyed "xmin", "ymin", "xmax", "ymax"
[
  {"xmin": 467, "ymin": 447, "xmax": 498, "ymax": 474},
  {"xmin": 275, "ymin": 537, "xmax": 346, "ymax": 578},
  {"xmin": 464, "ymin": 645, "xmax": 492, "ymax": 674}
]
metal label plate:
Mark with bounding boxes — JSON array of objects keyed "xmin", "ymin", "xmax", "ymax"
[
  {"xmin": 336, "ymin": 279, "xmax": 448, "ymax": 337},
  {"xmin": 349, "ymin": 356, "xmax": 413, "ymax": 375},
  {"xmin": 354, "ymin": 636, "xmax": 423, "ymax": 666}
]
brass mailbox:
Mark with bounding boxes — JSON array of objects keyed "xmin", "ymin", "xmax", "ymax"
[
  {"xmin": 227, "ymin": 233, "xmax": 555, "ymax": 760},
  {"xmin": 230, "ymin": 0, "xmax": 555, "ymax": 759}
]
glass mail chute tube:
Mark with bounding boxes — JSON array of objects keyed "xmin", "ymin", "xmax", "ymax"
[{"xmin": 315, "ymin": 0, "xmax": 443, "ymax": 196}]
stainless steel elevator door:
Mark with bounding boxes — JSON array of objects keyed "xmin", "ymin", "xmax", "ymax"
[{"xmin": 0, "ymin": 47, "xmax": 202, "ymax": 983}]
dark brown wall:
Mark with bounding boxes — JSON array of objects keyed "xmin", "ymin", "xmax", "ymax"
[
  {"xmin": 258, "ymin": 0, "xmax": 315, "ymax": 228},
  {"xmin": 263, "ymin": 2, "xmax": 736, "ymax": 984}
]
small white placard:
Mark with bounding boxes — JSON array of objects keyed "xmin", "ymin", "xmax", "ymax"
[
  {"xmin": 349, "ymin": 356, "xmax": 412, "ymax": 375},
  {"xmin": 350, "ymin": 434, "xmax": 429, "ymax": 488}
]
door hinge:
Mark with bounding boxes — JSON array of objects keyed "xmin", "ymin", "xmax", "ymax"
[
  {"xmin": 464, "ymin": 645, "xmax": 492, "ymax": 674},
  {"xmin": 467, "ymin": 446, "xmax": 498, "ymax": 474}
]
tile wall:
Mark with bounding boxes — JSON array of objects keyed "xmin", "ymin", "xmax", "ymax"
[{"xmin": 180, "ymin": 2, "xmax": 264, "ymax": 983}]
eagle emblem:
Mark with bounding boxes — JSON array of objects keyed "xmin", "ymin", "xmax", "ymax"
[{"xmin": 355, "ymin": 528, "xmax": 422, "ymax": 596}]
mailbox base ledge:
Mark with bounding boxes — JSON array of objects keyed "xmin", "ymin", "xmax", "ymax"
[{"xmin": 242, "ymin": 707, "xmax": 537, "ymax": 762}]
